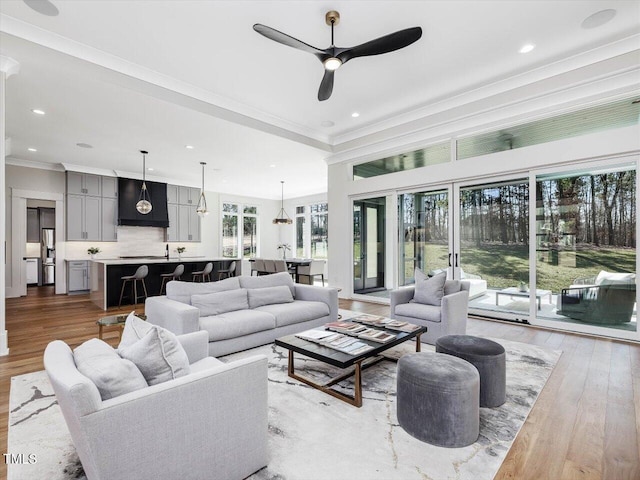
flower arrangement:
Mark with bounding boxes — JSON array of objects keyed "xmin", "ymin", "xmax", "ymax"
[
  {"xmin": 277, "ymin": 243, "xmax": 291, "ymax": 259},
  {"xmin": 87, "ymin": 247, "xmax": 100, "ymax": 255}
]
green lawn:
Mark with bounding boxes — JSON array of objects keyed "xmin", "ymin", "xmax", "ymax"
[{"xmin": 416, "ymin": 243, "xmax": 635, "ymax": 293}]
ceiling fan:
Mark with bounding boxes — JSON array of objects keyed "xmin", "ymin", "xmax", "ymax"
[{"xmin": 253, "ymin": 11, "xmax": 422, "ymax": 101}]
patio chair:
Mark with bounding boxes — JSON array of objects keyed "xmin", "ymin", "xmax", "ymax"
[{"xmin": 557, "ymin": 270, "xmax": 636, "ymax": 325}]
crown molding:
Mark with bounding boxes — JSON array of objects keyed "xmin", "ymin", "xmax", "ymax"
[
  {"xmin": 0, "ymin": 55, "xmax": 19, "ymax": 77},
  {"xmin": 6, "ymin": 157, "xmax": 65, "ymax": 171}
]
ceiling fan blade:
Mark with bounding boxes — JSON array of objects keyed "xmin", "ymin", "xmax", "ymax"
[
  {"xmin": 318, "ymin": 70, "xmax": 334, "ymax": 101},
  {"xmin": 253, "ymin": 24, "xmax": 325, "ymax": 55},
  {"xmin": 338, "ymin": 26, "xmax": 422, "ymax": 63}
]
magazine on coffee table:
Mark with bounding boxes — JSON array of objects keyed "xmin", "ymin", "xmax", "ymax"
[
  {"xmin": 295, "ymin": 329, "xmax": 374, "ymax": 355},
  {"xmin": 325, "ymin": 321, "xmax": 368, "ymax": 335},
  {"xmin": 350, "ymin": 315, "xmax": 421, "ymax": 333},
  {"xmin": 356, "ymin": 328, "xmax": 396, "ymax": 343}
]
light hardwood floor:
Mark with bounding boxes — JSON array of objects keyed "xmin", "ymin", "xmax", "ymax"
[{"xmin": 1, "ymin": 286, "xmax": 639, "ymax": 479}]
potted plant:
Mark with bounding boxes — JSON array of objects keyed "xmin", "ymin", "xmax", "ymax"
[
  {"xmin": 277, "ymin": 243, "xmax": 291, "ymax": 260},
  {"xmin": 518, "ymin": 280, "xmax": 528, "ymax": 292},
  {"xmin": 87, "ymin": 247, "xmax": 100, "ymax": 259},
  {"xmin": 177, "ymin": 246, "xmax": 186, "ymax": 259}
]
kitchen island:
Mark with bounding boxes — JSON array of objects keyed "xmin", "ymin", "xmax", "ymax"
[{"xmin": 89, "ymin": 257, "xmax": 239, "ymax": 310}]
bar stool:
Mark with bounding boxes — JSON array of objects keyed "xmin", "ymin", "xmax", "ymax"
[
  {"xmin": 159, "ymin": 264, "xmax": 184, "ymax": 295},
  {"xmin": 118, "ymin": 265, "xmax": 149, "ymax": 307},
  {"xmin": 217, "ymin": 261, "xmax": 236, "ymax": 280},
  {"xmin": 192, "ymin": 262, "xmax": 213, "ymax": 282}
]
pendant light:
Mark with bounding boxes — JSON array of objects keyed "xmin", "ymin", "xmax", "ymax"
[
  {"xmin": 273, "ymin": 180, "xmax": 293, "ymax": 224},
  {"xmin": 196, "ymin": 161, "xmax": 209, "ymax": 217},
  {"xmin": 136, "ymin": 150, "xmax": 152, "ymax": 214}
]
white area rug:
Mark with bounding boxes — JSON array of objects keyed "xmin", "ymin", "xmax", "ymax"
[{"xmin": 8, "ymin": 324, "xmax": 560, "ymax": 480}]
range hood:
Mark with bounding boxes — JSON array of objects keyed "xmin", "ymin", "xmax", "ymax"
[{"xmin": 118, "ymin": 178, "xmax": 169, "ymax": 228}]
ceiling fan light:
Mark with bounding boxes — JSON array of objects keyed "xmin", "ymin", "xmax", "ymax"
[{"xmin": 324, "ymin": 57, "xmax": 342, "ymax": 71}]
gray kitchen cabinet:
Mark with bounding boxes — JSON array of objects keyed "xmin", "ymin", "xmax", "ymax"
[
  {"xmin": 101, "ymin": 197, "xmax": 118, "ymax": 241},
  {"xmin": 39, "ymin": 207, "xmax": 56, "ymax": 229},
  {"xmin": 177, "ymin": 204, "xmax": 201, "ymax": 242},
  {"xmin": 67, "ymin": 194, "xmax": 101, "ymax": 241},
  {"xmin": 101, "ymin": 176, "xmax": 118, "ymax": 198},
  {"xmin": 67, "ymin": 172, "xmax": 101, "ymax": 196},
  {"xmin": 167, "ymin": 184, "xmax": 179, "ymax": 204},
  {"xmin": 178, "ymin": 186, "xmax": 201, "ymax": 205},
  {"xmin": 166, "ymin": 203, "xmax": 178, "ymax": 241},
  {"xmin": 26, "ymin": 259, "xmax": 39, "ymax": 285},
  {"xmin": 189, "ymin": 207, "xmax": 201, "ymax": 242},
  {"xmin": 67, "ymin": 261, "xmax": 89, "ymax": 293},
  {"xmin": 27, "ymin": 208, "xmax": 39, "ymax": 243},
  {"xmin": 167, "ymin": 184, "xmax": 201, "ymax": 242},
  {"xmin": 178, "ymin": 205, "xmax": 191, "ymax": 241}
]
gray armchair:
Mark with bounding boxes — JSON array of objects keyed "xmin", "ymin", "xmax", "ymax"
[
  {"xmin": 44, "ymin": 331, "xmax": 268, "ymax": 480},
  {"xmin": 558, "ymin": 271, "xmax": 636, "ymax": 325},
  {"xmin": 390, "ymin": 280, "xmax": 471, "ymax": 345}
]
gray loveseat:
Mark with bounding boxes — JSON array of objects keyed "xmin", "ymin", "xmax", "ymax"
[{"xmin": 145, "ymin": 272, "xmax": 339, "ymax": 356}]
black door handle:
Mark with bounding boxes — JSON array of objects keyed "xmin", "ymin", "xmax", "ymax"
[
  {"xmin": 448, "ymin": 253, "xmax": 452, "ymax": 267},
  {"xmin": 455, "ymin": 253, "xmax": 459, "ymax": 267}
]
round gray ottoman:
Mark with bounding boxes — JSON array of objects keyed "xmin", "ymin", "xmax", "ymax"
[
  {"xmin": 397, "ymin": 352, "xmax": 479, "ymax": 448},
  {"xmin": 436, "ymin": 335, "xmax": 506, "ymax": 408}
]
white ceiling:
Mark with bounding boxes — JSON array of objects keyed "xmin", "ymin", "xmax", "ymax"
[{"xmin": 1, "ymin": 0, "xmax": 639, "ymax": 199}]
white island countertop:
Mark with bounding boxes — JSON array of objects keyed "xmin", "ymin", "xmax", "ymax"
[{"xmin": 88, "ymin": 257, "xmax": 236, "ymax": 265}]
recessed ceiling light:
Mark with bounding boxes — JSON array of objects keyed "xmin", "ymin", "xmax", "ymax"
[
  {"xmin": 76, "ymin": 142, "xmax": 93, "ymax": 149},
  {"xmin": 519, "ymin": 44, "xmax": 536, "ymax": 54},
  {"xmin": 351, "ymin": 112, "xmax": 360, "ymax": 118},
  {"xmin": 28, "ymin": 147, "xmax": 37, "ymax": 152},
  {"xmin": 320, "ymin": 120, "xmax": 335, "ymax": 127},
  {"xmin": 582, "ymin": 9, "xmax": 616, "ymax": 29},
  {"xmin": 147, "ymin": 167, "xmax": 154, "ymax": 171},
  {"xmin": 185, "ymin": 145, "xmax": 194, "ymax": 150},
  {"xmin": 23, "ymin": 0, "xmax": 59, "ymax": 16},
  {"xmin": 31, "ymin": 109, "xmax": 45, "ymax": 115},
  {"xmin": 269, "ymin": 164, "xmax": 276, "ymax": 168}
]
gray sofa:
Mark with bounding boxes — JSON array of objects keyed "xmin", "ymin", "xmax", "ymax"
[{"xmin": 145, "ymin": 272, "xmax": 339, "ymax": 356}]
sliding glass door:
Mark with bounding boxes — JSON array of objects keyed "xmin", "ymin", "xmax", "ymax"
[
  {"xmin": 398, "ymin": 189, "xmax": 450, "ymax": 286},
  {"xmin": 535, "ymin": 165, "xmax": 636, "ymax": 333},
  {"xmin": 353, "ymin": 197, "xmax": 386, "ymax": 293},
  {"xmin": 457, "ymin": 179, "xmax": 530, "ymax": 318}
]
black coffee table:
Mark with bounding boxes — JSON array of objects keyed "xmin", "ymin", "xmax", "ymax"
[{"xmin": 275, "ymin": 324, "xmax": 426, "ymax": 407}]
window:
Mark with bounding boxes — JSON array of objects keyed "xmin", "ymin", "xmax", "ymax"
[
  {"xmin": 353, "ymin": 141, "xmax": 450, "ymax": 179},
  {"xmin": 295, "ymin": 206, "xmax": 305, "ymax": 257},
  {"xmin": 310, "ymin": 203, "xmax": 328, "ymax": 259},
  {"xmin": 222, "ymin": 203, "xmax": 259, "ymax": 259}
]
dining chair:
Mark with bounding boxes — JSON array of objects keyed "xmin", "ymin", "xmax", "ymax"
[
  {"xmin": 297, "ymin": 260, "xmax": 326, "ymax": 286},
  {"xmin": 263, "ymin": 259, "xmax": 276, "ymax": 274},
  {"xmin": 274, "ymin": 260, "xmax": 287, "ymax": 273},
  {"xmin": 251, "ymin": 259, "xmax": 264, "ymax": 276}
]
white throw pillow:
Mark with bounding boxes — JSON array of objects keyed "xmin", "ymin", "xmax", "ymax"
[
  {"xmin": 118, "ymin": 311, "xmax": 153, "ymax": 349},
  {"xmin": 118, "ymin": 322, "xmax": 191, "ymax": 386},
  {"xmin": 74, "ymin": 338, "xmax": 148, "ymax": 400},
  {"xmin": 191, "ymin": 289, "xmax": 249, "ymax": 316},
  {"xmin": 247, "ymin": 285, "xmax": 295, "ymax": 309},
  {"xmin": 414, "ymin": 268, "xmax": 446, "ymax": 306}
]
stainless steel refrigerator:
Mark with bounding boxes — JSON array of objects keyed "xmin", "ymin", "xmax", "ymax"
[{"xmin": 42, "ymin": 228, "xmax": 55, "ymax": 285}]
